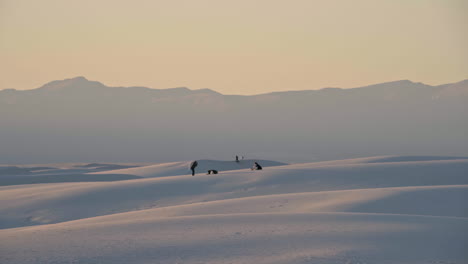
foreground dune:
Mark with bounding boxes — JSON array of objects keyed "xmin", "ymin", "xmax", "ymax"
[
  {"xmin": 1, "ymin": 213, "xmax": 467, "ymax": 264},
  {"xmin": 1, "ymin": 156, "xmax": 467, "ymax": 263}
]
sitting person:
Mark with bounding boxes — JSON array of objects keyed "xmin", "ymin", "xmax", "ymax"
[
  {"xmin": 251, "ymin": 162, "xmax": 262, "ymax": 170},
  {"xmin": 207, "ymin": 169, "xmax": 218, "ymax": 174}
]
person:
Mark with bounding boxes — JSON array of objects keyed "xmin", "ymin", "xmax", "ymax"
[
  {"xmin": 235, "ymin": 155, "xmax": 239, "ymax": 162},
  {"xmin": 252, "ymin": 162, "xmax": 262, "ymax": 170},
  {"xmin": 189, "ymin": 160, "xmax": 198, "ymax": 176}
]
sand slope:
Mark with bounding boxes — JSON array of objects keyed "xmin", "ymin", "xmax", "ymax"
[{"xmin": 2, "ymin": 213, "xmax": 467, "ymax": 264}]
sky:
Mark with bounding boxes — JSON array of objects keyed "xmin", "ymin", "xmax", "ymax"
[{"xmin": 1, "ymin": 0, "xmax": 467, "ymax": 95}]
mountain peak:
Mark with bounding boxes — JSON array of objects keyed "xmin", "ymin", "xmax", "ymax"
[
  {"xmin": 69, "ymin": 76, "xmax": 88, "ymax": 82},
  {"xmin": 373, "ymin": 79, "xmax": 414, "ymax": 86},
  {"xmin": 354, "ymin": 79, "xmax": 432, "ymax": 92},
  {"xmin": 36, "ymin": 76, "xmax": 104, "ymax": 92},
  {"xmin": 394, "ymin": 79, "xmax": 412, "ymax": 84},
  {"xmin": 194, "ymin": 88, "xmax": 222, "ymax": 95}
]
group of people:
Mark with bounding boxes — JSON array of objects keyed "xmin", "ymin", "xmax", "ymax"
[{"xmin": 189, "ymin": 159, "xmax": 262, "ymax": 176}]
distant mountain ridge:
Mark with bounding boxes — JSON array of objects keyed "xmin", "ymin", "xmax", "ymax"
[
  {"xmin": 17, "ymin": 76, "xmax": 221, "ymax": 95},
  {"xmin": 2, "ymin": 76, "xmax": 467, "ymax": 96},
  {"xmin": 1, "ymin": 77, "xmax": 467, "ymax": 164}
]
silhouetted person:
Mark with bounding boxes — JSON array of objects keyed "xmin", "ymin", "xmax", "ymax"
[
  {"xmin": 236, "ymin": 155, "xmax": 239, "ymax": 162},
  {"xmin": 190, "ymin": 160, "xmax": 198, "ymax": 176},
  {"xmin": 252, "ymin": 162, "xmax": 262, "ymax": 170}
]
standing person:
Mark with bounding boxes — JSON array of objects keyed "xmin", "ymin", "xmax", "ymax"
[
  {"xmin": 235, "ymin": 155, "xmax": 239, "ymax": 162},
  {"xmin": 252, "ymin": 162, "xmax": 262, "ymax": 170},
  {"xmin": 189, "ymin": 160, "xmax": 198, "ymax": 176}
]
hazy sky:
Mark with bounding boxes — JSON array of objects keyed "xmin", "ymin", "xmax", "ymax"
[{"xmin": 1, "ymin": 0, "xmax": 467, "ymax": 94}]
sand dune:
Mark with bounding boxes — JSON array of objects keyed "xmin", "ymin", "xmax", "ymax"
[
  {"xmin": 1, "ymin": 157, "xmax": 467, "ymax": 228},
  {"xmin": 115, "ymin": 185, "xmax": 468, "ymax": 219},
  {"xmin": 1, "ymin": 156, "xmax": 467, "ymax": 263},
  {"xmin": 0, "ymin": 163, "xmax": 145, "ymax": 186},
  {"xmin": 1, "ymin": 213, "xmax": 467, "ymax": 264},
  {"xmin": 91, "ymin": 159, "xmax": 287, "ymax": 178}
]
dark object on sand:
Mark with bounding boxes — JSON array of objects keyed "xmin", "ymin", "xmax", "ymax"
[
  {"xmin": 207, "ymin": 170, "xmax": 218, "ymax": 174},
  {"xmin": 190, "ymin": 161, "xmax": 198, "ymax": 176},
  {"xmin": 252, "ymin": 162, "xmax": 263, "ymax": 170}
]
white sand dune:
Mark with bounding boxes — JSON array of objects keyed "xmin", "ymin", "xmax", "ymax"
[
  {"xmin": 91, "ymin": 159, "xmax": 287, "ymax": 178},
  {"xmin": 278, "ymin": 155, "xmax": 468, "ymax": 167},
  {"xmin": 0, "ymin": 163, "xmax": 146, "ymax": 186},
  {"xmin": 1, "ymin": 158, "xmax": 467, "ymax": 229},
  {"xmin": 1, "ymin": 156, "xmax": 467, "ymax": 263},
  {"xmin": 113, "ymin": 185, "xmax": 468, "ymax": 219},
  {"xmin": 1, "ymin": 213, "xmax": 467, "ymax": 264}
]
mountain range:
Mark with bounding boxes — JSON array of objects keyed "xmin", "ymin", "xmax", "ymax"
[{"xmin": 1, "ymin": 77, "xmax": 467, "ymax": 163}]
